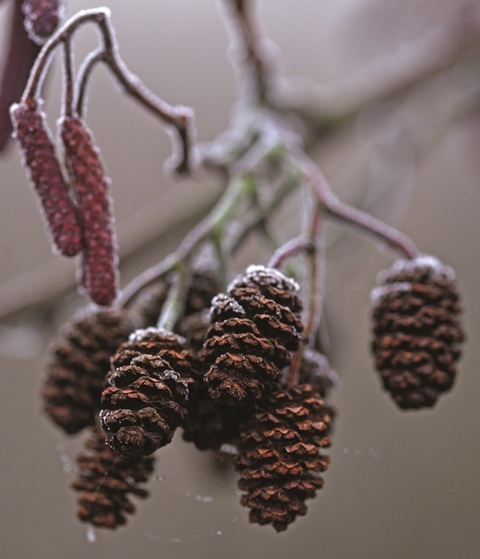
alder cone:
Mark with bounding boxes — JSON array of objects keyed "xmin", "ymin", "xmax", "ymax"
[
  {"xmin": 129, "ymin": 280, "xmax": 169, "ymax": 328},
  {"xmin": 71, "ymin": 425, "xmax": 154, "ymax": 529},
  {"xmin": 201, "ymin": 266, "xmax": 304, "ymax": 406},
  {"xmin": 185, "ymin": 268, "xmax": 222, "ymax": 316},
  {"xmin": 371, "ymin": 255, "xmax": 465, "ymax": 409},
  {"xmin": 100, "ymin": 328, "xmax": 196, "ymax": 456},
  {"xmin": 41, "ymin": 308, "xmax": 137, "ymax": 434},
  {"xmin": 235, "ymin": 383, "xmax": 332, "ymax": 532},
  {"xmin": 181, "ymin": 365, "xmax": 249, "ymax": 451}
]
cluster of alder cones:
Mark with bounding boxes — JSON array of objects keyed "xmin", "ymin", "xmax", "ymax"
[{"xmin": 41, "ymin": 257, "xmax": 464, "ymax": 532}]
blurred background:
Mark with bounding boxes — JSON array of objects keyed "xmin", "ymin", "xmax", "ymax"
[{"xmin": 0, "ymin": 0, "xmax": 479, "ymax": 558}]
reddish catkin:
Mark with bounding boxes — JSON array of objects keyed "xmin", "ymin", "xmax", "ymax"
[
  {"xmin": 10, "ymin": 99, "xmax": 82, "ymax": 256},
  {"xmin": 61, "ymin": 115, "xmax": 118, "ymax": 306},
  {"xmin": 21, "ymin": 0, "xmax": 64, "ymax": 44}
]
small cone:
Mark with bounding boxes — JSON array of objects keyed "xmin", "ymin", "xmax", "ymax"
[
  {"xmin": 71, "ymin": 425, "xmax": 155, "ymax": 529},
  {"xmin": 371, "ymin": 255, "xmax": 464, "ymax": 409},
  {"xmin": 41, "ymin": 308, "xmax": 137, "ymax": 434},
  {"xmin": 235, "ymin": 383, "xmax": 332, "ymax": 532},
  {"xmin": 100, "ymin": 328, "xmax": 198, "ymax": 456},
  {"xmin": 201, "ymin": 266, "xmax": 304, "ymax": 407}
]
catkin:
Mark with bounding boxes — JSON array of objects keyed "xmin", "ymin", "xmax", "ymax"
[
  {"xmin": 10, "ymin": 99, "xmax": 82, "ymax": 256},
  {"xmin": 61, "ymin": 115, "xmax": 118, "ymax": 306}
]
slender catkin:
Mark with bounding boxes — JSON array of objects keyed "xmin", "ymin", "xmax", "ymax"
[
  {"xmin": 10, "ymin": 99, "xmax": 82, "ymax": 257},
  {"xmin": 21, "ymin": 0, "xmax": 64, "ymax": 44},
  {"xmin": 61, "ymin": 115, "xmax": 118, "ymax": 306}
]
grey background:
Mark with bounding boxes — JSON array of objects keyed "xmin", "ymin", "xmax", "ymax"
[{"xmin": 0, "ymin": 1, "xmax": 479, "ymax": 558}]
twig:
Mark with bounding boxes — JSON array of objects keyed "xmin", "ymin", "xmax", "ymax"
[
  {"xmin": 21, "ymin": 8, "xmax": 196, "ymax": 174},
  {"xmin": 117, "ymin": 174, "xmax": 254, "ymax": 308},
  {"xmin": 268, "ymin": 236, "xmax": 313, "ymax": 270},
  {"xmin": 156, "ymin": 265, "xmax": 189, "ymax": 331},
  {"xmin": 0, "ymin": 190, "xmax": 217, "ymax": 320},
  {"xmin": 220, "ymin": 0, "xmax": 277, "ymax": 104},
  {"xmin": 292, "ymin": 152, "xmax": 419, "ymax": 259},
  {"xmin": 284, "ymin": 2, "xmax": 480, "ymax": 149}
]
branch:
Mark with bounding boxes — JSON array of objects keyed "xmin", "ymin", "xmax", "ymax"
[
  {"xmin": 21, "ymin": 8, "xmax": 196, "ymax": 174},
  {"xmin": 0, "ymin": 189, "xmax": 217, "ymax": 320},
  {"xmin": 283, "ymin": 1, "xmax": 480, "ymax": 146},
  {"xmin": 220, "ymin": 0, "xmax": 277, "ymax": 104}
]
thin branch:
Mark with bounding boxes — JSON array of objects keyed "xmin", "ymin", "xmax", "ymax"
[
  {"xmin": 61, "ymin": 37, "xmax": 74, "ymax": 117},
  {"xmin": 117, "ymin": 174, "xmax": 253, "ymax": 308},
  {"xmin": 74, "ymin": 48, "xmax": 103, "ymax": 118},
  {"xmin": 221, "ymin": 0, "xmax": 277, "ymax": 104},
  {"xmin": 268, "ymin": 236, "xmax": 313, "ymax": 270},
  {"xmin": 292, "ymin": 152, "xmax": 419, "ymax": 259},
  {"xmin": 156, "ymin": 265, "xmax": 189, "ymax": 331},
  {"xmin": 22, "ymin": 8, "xmax": 109, "ymax": 100},
  {"xmin": 283, "ymin": 2, "xmax": 480, "ymax": 149},
  {"xmin": 0, "ymin": 190, "xmax": 217, "ymax": 320},
  {"xmin": 21, "ymin": 7, "xmax": 196, "ymax": 174},
  {"xmin": 229, "ymin": 167, "xmax": 300, "ymax": 253}
]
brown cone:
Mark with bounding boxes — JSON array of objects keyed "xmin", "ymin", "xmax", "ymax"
[
  {"xmin": 235, "ymin": 383, "xmax": 332, "ymax": 532},
  {"xmin": 41, "ymin": 308, "xmax": 137, "ymax": 434},
  {"xmin": 201, "ymin": 266, "xmax": 304, "ymax": 407},
  {"xmin": 100, "ymin": 328, "xmax": 197, "ymax": 456},
  {"xmin": 181, "ymin": 363, "xmax": 250, "ymax": 451},
  {"xmin": 371, "ymin": 255, "xmax": 465, "ymax": 409},
  {"xmin": 71, "ymin": 425, "xmax": 154, "ymax": 529}
]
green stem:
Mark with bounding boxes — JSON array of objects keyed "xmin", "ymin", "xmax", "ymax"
[
  {"xmin": 117, "ymin": 174, "xmax": 254, "ymax": 308},
  {"xmin": 156, "ymin": 264, "xmax": 189, "ymax": 332},
  {"xmin": 229, "ymin": 167, "xmax": 300, "ymax": 253}
]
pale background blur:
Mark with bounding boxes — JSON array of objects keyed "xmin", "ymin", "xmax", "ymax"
[{"xmin": 0, "ymin": 1, "xmax": 479, "ymax": 558}]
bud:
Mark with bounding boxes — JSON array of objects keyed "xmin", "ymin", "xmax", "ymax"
[
  {"xmin": 10, "ymin": 100, "xmax": 82, "ymax": 256},
  {"xmin": 21, "ymin": 0, "xmax": 64, "ymax": 44}
]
